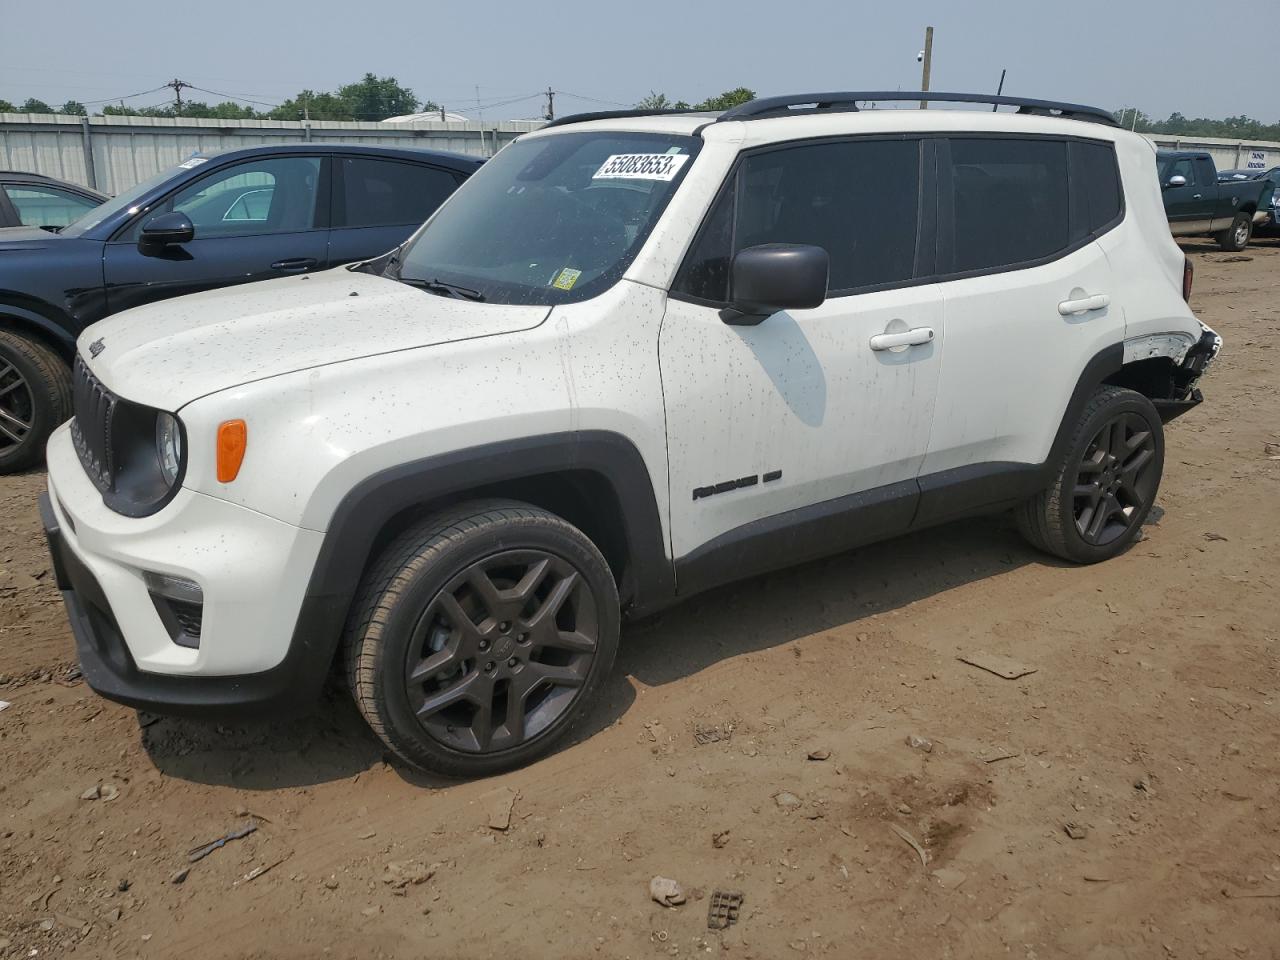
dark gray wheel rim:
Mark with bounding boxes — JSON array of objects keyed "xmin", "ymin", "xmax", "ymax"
[
  {"xmin": 404, "ymin": 549, "xmax": 599, "ymax": 754},
  {"xmin": 0, "ymin": 356, "xmax": 34, "ymax": 455},
  {"xmin": 1073, "ymin": 412, "xmax": 1157, "ymax": 546}
]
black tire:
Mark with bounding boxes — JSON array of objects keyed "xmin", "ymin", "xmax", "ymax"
[
  {"xmin": 1215, "ymin": 213, "xmax": 1252, "ymax": 252},
  {"xmin": 1016, "ymin": 385, "xmax": 1164, "ymax": 564},
  {"xmin": 344, "ymin": 499, "xmax": 620, "ymax": 777},
  {"xmin": 0, "ymin": 329, "xmax": 71, "ymax": 474}
]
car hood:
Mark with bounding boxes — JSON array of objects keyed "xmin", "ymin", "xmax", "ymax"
[{"xmin": 79, "ymin": 268, "xmax": 551, "ymax": 410}]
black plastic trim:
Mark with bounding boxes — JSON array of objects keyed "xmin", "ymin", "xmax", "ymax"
[{"xmin": 717, "ymin": 91, "xmax": 1118, "ymax": 127}]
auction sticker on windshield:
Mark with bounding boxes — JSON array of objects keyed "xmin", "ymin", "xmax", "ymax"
[{"xmin": 593, "ymin": 154, "xmax": 690, "ymax": 181}]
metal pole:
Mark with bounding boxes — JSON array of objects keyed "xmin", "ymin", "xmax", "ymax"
[
  {"xmin": 80, "ymin": 116, "xmax": 98, "ymax": 190},
  {"xmin": 919, "ymin": 26, "xmax": 933, "ymax": 109},
  {"xmin": 993, "ymin": 69, "xmax": 1006, "ymax": 111},
  {"xmin": 545, "ymin": 87, "xmax": 555, "ymax": 121}
]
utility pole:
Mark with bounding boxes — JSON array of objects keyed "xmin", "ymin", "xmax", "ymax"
[
  {"xmin": 165, "ymin": 78, "xmax": 192, "ymax": 117},
  {"xmin": 919, "ymin": 26, "xmax": 933, "ymax": 110},
  {"xmin": 544, "ymin": 87, "xmax": 555, "ymax": 121}
]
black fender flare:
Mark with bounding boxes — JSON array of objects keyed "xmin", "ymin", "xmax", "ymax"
[{"xmin": 283, "ymin": 430, "xmax": 675, "ymax": 702}]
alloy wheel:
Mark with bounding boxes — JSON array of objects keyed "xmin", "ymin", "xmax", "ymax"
[
  {"xmin": 1235, "ymin": 221, "xmax": 1249, "ymax": 247},
  {"xmin": 0, "ymin": 357, "xmax": 34, "ymax": 455},
  {"xmin": 404, "ymin": 549, "xmax": 600, "ymax": 754},
  {"xmin": 1072, "ymin": 412, "xmax": 1158, "ymax": 546}
]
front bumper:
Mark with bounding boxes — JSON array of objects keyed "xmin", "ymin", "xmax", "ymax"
[{"xmin": 41, "ymin": 424, "xmax": 335, "ymax": 718}]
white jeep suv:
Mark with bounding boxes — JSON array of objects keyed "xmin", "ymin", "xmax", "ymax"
[{"xmin": 41, "ymin": 92, "xmax": 1220, "ymax": 776}]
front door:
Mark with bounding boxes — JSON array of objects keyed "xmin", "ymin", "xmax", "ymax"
[
  {"xmin": 104, "ymin": 154, "xmax": 329, "ymax": 314},
  {"xmin": 659, "ymin": 136, "xmax": 944, "ymax": 592},
  {"xmin": 1160, "ymin": 155, "xmax": 1213, "ymax": 234}
]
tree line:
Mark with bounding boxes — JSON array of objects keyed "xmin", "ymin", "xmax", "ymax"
[{"xmin": 0, "ymin": 74, "xmax": 434, "ymax": 122}]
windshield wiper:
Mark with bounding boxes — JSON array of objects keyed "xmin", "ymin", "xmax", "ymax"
[{"xmin": 400, "ymin": 276, "xmax": 486, "ymax": 302}]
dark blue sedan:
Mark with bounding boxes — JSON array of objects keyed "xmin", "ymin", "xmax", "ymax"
[{"xmin": 0, "ymin": 143, "xmax": 482, "ymax": 472}]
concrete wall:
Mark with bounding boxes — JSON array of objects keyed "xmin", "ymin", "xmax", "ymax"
[
  {"xmin": 1145, "ymin": 135, "xmax": 1280, "ymax": 172},
  {"xmin": 0, "ymin": 114, "xmax": 544, "ymax": 194}
]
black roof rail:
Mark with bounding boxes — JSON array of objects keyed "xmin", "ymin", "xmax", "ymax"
[
  {"xmin": 717, "ymin": 92, "xmax": 1119, "ymax": 127},
  {"xmin": 541, "ymin": 107, "xmax": 715, "ymax": 130}
]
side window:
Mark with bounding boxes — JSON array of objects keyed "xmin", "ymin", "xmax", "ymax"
[
  {"xmin": 1166, "ymin": 158, "xmax": 1194, "ymax": 183},
  {"xmin": 1193, "ymin": 158, "xmax": 1216, "ymax": 188},
  {"xmin": 674, "ymin": 138, "xmax": 921, "ymax": 301},
  {"xmin": 337, "ymin": 158, "xmax": 458, "ymax": 229},
  {"xmin": 3, "ymin": 184, "xmax": 99, "ymax": 228},
  {"xmin": 1070, "ymin": 140, "xmax": 1123, "ymax": 239},
  {"xmin": 128, "ymin": 156, "xmax": 322, "ymax": 240},
  {"xmin": 948, "ymin": 137, "xmax": 1069, "ymax": 273}
]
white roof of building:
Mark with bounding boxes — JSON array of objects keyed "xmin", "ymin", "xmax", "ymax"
[{"xmin": 383, "ymin": 111, "xmax": 471, "ymax": 123}]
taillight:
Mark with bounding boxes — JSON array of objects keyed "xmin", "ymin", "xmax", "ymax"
[{"xmin": 1182, "ymin": 257, "xmax": 1194, "ymax": 302}]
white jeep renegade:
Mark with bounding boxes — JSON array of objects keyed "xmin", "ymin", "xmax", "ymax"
[{"xmin": 41, "ymin": 92, "xmax": 1220, "ymax": 776}]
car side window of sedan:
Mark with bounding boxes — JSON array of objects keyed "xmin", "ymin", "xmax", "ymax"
[
  {"xmin": 125, "ymin": 156, "xmax": 322, "ymax": 240},
  {"xmin": 3, "ymin": 184, "xmax": 99, "ymax": 229}
]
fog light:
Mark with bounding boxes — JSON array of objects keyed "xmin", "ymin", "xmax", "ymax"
[{"xmin": 144, "ymin": 571, "xmax": 203, "ymax": 649}]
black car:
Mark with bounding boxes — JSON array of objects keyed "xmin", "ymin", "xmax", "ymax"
[
  {"xmin": 1220, "ymin": 166, "xmax": 1280, "ymax": 236},
  {"xmin": 0, "ymin": 171, "xmax": 107, "ymax": 230},
  {"xmin": 0, "ymin": 143, "xmax": 482, "ymax": 472}
]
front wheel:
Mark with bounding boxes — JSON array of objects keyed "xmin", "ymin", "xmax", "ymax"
[
  {"xmin": 1215, "ymin": 212, "xmax": 1252, "ymax": 251},
  {"xmin": 1016, "ymin": 386, "xmax": 1164, "ymax": 564},
  {"xmin": 0, "ymin": 330, "xmax": 71, "ymax": 474},
  {"xmin": 344, "ymin": 500, "xmax": 620, "ymax": 777}
]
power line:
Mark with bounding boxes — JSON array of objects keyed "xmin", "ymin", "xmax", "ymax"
[{"xmin": 555, "ymin": 90, "xmax": 631, "ymax": 108}]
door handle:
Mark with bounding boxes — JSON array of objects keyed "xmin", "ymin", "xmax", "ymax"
[
  {"xmin": 1057, "ymin": 293, "xmax": 1110, "ymax": 316},
  {"xmin": 1192, "ymin": 194, "xmax": 1202, "ymax": 199},
  {"xmin": 869, "ymin": 327, "xmax": 935, "ymax": 351},
  {"xmin": 271, "ymin": 257, "xmax": 318, "ymax": 272}
]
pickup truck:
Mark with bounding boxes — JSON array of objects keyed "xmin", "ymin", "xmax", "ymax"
[
  {"xmin": 1158, "ymin": 150, "xmax": 1274, "ymax": 250},
  {"xmin": 1220, "ymin": 166, "xmax": 1280, "ymax": 237}
]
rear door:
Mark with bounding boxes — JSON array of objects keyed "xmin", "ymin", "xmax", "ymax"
[
  {"xmin": 918, "ymin": 136, "xmax": 1124, "ymax": 524},
  {"xmin": 326, "ymin": 156, "xmax": 463, "ymax": 266},
  {"xmin": 103, "ymin": 154, "xmax": 329, "ymax": 314}
]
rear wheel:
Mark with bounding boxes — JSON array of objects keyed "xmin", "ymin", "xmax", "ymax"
[
  {"xmin": 0, "ymin": 330, "xmax": 71, "ymax": 474},
  {"xmin": 344, "ymin": 500, "xmax": 619, "ymax": 777},
  {"xmin": 1016, "ymin": 386, "xmax": 1164, "ymax": 564},
  {"xmin": 1215, "ymin": 212, "xmax": 1252, "ymax": 251}
]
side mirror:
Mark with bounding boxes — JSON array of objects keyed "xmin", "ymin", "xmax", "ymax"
[
  {"xmin": 722, "ymin": 243, "xmax": 829, "ymax": 325},
  {"xmin": 1165, "ymin": 175, "xmax": 1187, "ymax": 189},
  {"xmin": 139, "ymin": 211, "xmax": 195, "ymax": 247}
]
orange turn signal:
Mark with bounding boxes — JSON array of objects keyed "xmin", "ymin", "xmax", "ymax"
[{"xmin": 216, "ymin": 420, "xmax": 247, "ymax": 483}]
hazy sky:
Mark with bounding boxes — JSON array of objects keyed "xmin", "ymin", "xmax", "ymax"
[{"xmin": 3, "ymin": 0, "xmax": 1266, "ymax": 123}]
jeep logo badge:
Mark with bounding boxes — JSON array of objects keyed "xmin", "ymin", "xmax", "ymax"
[{"xmin": 89, "ymin": 338, "xmax": 105, "ymax": 358}]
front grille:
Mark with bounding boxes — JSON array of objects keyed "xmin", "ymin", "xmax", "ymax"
[{"xmin": 70, "ymin": 355, "xmax": 117, "ymax": 493}]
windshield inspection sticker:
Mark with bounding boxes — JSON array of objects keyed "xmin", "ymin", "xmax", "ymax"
[
  {"xmin": 593, "ymin": 153, "xmax": 690, "ymax": 181},
  {"xmin": 551, "ymin": 267, "xmax": 582, "ymax": 290}
]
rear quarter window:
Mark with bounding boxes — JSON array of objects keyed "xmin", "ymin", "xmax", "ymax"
[{"xmin": 1069, "ymin": 140, "xmax": 1123, "ymax": 240}]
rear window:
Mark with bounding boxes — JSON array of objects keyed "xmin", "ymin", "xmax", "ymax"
[{"xmin": 947, "ymin": 138, "xmax": 1069, "ymax": 273}]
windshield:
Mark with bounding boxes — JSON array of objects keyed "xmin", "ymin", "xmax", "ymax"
[
  {"xmin": 393, "ymin": 131, "xmax": 701, "ymax": 305},
  {"xmin": 59, "ymin": 163, "xmax": 192, "ymax": 237}
]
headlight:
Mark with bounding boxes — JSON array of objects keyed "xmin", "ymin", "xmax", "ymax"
[{"xmin": 156, "ymin": 412, "xmax": 183, "ymax": 486}]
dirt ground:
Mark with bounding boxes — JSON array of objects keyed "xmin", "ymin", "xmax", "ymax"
[{"xmin": 2, "ymin": 241, "xmax": 1279, "ymax": 960}]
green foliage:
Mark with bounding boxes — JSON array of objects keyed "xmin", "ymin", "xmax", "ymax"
[
  {"xmin": 1114, "ymin": 106, "xmax": 1280, "ymax": 141},
  {"xmin": 59, "ymin": 100, "xmax": 87, "ymax": 116},
  {"xmin": 0, "ymin": 99, "xmax": 16, "ymax": 113},
  {"xmin": 635, "ymin": 87, "xmax": 756, "ymax": 112},
  {"xmin": 19, "ymin": 98, "xmax": 54, "ymax": 114}
]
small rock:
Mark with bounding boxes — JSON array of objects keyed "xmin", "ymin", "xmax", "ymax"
[
  {"xmin": 141, "ymin": 933, "xmax": 153, "ymax": 942},
  {"xmin": 774, "ymin": 792, "xmax": 802, "ymax": 811},
  {"xmin": 116, "ymin": 879, "xmax": 131, "ymax": 892},
  {"xmin": 105, "ymin": 908, "xmax": 121, "ymax": 923},
  {"xmin": 356, "ymin": 828, "xmax": 376, "ymax": 840},
  {"xmin": 931, "ymin": 867, "xmax": 967, "ymax": 889},
  {"xmin": 100, "ymin": 783, "xmax": 120, "ymax": 801},
  {"xmin": 361, "ymin": 906, "xmax": 382, "ymax": 918},
  {"xmin": 906, "ymin": 734, "xmax": 934, "ymax": 753},
  {"xmin": 806, "ymin": 748, "xmax": 831, "ymax": 761},
  {"xmin": 1135, "ymin": 775, "xmax": 1153, "ymax": 794},
  {"xmin": 170, "ymin": 868, "xmax": 189, "ymax": 885},
  {"xmin": 649, "ymin": 875, "xmax": 686, "ymax": 907},
  {"xmin": 0, "ymin": 700, "xmax": 10, "ymax": 712},
  {"xmin": 1064, "ymin": 822, "xmax": 1088, "ymax": 840},
  {"xmin": 40, "ymin": 919, "xmax": 55, "ymax": 932},
  {"xmin": 323, "ymin": 877, "xmax": 340, "ymax": 890},
  {"xmin": 712, "ymin": 830, "xmax": 731, "ymax": 849},
  {"xmin": 484, "ymin": 785, "xmax": 519, "ymax": 831},
  {"xmin": 897, "ymin": 803, "xmax": 912, "ymax": 815},
  {"xmin": 80, "ymin": 784, "xmax": 101, "ymax": 801},
  {"xmin": 382, "ymin": 861, "xmax": 436, "ymax": 888}
]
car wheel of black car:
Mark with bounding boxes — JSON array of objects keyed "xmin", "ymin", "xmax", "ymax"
[
  {"xmin": 1016, "ymin": 386, "xmax": 1164, "ymax": 564},
  {"xmin": 1215, "ymin": 213, "xmax": 1252, "ymax": 252},
  {"xmin": 0, "ymin": 330, "xmax": 72, "ymax": 474},
  {"xmin": 344, "ymin": 499, "xmax": 620, "ymax": 777}
]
